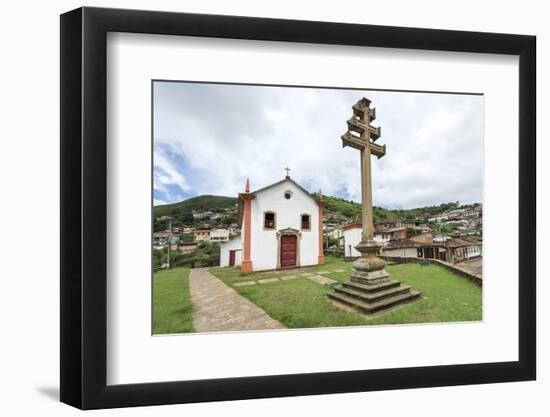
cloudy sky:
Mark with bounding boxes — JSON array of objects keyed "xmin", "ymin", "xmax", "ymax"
[{"xmin": 153, "ymin": 81, "xmax": 483, "ymax": 209}]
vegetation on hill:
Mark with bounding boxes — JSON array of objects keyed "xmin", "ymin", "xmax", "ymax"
[
  {"xmin": 154, "ymin": 195, "xmax": 237, "ymax": 217},
  {"xmin": 312, "ymin": 194, "xmax": 361, "ymax": 219},
  {"xmin": 154, "ymin": 195, "xmax": 237, "ymax": 230},
  {"xmin": 154, "ymin": 192, "xmax": 478, "ymax": 231},
  {"xmin": 312, "ymin": 194, "xmax": 460, "ymax": 223}
]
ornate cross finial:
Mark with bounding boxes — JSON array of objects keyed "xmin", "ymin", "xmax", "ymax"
[
  {"xmin": 284, "ymin": 167, "xmax": 291, "ymax": 178},
  {"xmin": 245, "ymin": 177, "xmax": 250, "ymax": 193}
]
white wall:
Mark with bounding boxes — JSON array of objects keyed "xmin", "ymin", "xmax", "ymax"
[
  {"xmin": 374, "ymin": 232, "xmax": 391, "ymax": 244},
  {"xmin": 219, "ymin": 237, "xmax": 243, "ymax": 267},
  {"xmin": 249, "ymin": 179, "xmax": 319, "ymax": 270},
  {"xmin": 345, "ymin": 228, "xmax": 387, "ymax": 257},
  {"xmin": 457, "ymin": 246, "xmax": 482, "ymax": 260},
  {"xmin": 1, "ymin": 1, "xmax": 547, "ymax": 417},
  {"xmin": 383, "ymin": 247, "xmax": 418, "ymax": 258},
  {"xmin": 344, "ymin": 228, "xmax": 362, "ymax": 257}
]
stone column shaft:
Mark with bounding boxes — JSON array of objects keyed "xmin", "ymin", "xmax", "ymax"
[{"xmin": 361, "ymin": 111, "xmax": 374, "ymax": 242}]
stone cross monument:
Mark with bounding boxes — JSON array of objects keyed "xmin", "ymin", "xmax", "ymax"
[
  {"xmin": 328, "ymin": 97, "xmax": 421, "ymax": 314},
  {"xmin": 341, "ymin": 97, "xmax": 388, "ymax": 282}
]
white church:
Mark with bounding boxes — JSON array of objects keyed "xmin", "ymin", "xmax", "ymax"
[{"xmin": 220, "ymin": 174, "xmax": 325, "ymax": 272}]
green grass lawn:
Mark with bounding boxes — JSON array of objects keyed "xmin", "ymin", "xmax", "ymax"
[
  {"xmin": 153, "ymin": 267, "xmax": 194, "ymax": 334},
  {"xmin": 366, "ymin": 263, "xmax": 482, "ymax": 325},
  {"xmin": 209, "ymin": 255, "xmax": 348, "ymax": 286},
  {"xmin": 210, "ymin": 257, "xmax": 482, "ymax": 329}
]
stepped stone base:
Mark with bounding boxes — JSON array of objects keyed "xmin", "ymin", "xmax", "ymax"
[{"xmin": 328, "ymin": 274, "xmax": 421, "ymax": 315}]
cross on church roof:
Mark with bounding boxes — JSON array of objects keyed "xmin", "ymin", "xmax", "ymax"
[{"xmin": 284, "ymin": 167, "xmax": 291, "ymax": 178}]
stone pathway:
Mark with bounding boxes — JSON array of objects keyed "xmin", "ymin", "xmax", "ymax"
[
  {"xmin": 229, "ymin": 269, "xmax": 345, "ymax": 287},
  {"xmin": 189, "ymin": 269, "xmax": 285, "ymax": 332},
  {"xmin": 306, "ymin": 275, "xmax": 338, "ymax": 286}
]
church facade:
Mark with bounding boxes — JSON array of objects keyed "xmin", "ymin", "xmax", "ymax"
[{"xmin": 220, "ymin": 175, "xmax": 325, "ymax": 272}]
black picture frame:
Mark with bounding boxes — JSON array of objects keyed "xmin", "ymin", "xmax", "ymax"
[{"xmin": 60, "ymin": 6, "xmax": 536, "ymax": 410}]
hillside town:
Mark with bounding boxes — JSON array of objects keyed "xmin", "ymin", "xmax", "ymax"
[{"xmin": 153, "ymin": 194, "xmax": 482, "ymax": 277}]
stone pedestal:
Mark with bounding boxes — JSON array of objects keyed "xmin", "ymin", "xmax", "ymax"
[{"xmin": 351, "ymin": 240, "xmax": 389, "ymax": 283}]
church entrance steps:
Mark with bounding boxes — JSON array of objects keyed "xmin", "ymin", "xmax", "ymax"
[{"xmin": 189, "ymin": 269, "xmax": 284, "ymax": 332}]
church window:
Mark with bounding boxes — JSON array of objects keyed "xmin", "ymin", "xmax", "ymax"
[
  {"xmin": 284, "ymin": 190, "xmax": 293, "ymax": 200},
  {"xmin": 301, "ymin": 214, "xmax": 311, "ymax": 230},
  {"xmin": 264, "ymin": 212, "xmax": 276, "ymax": 229}
]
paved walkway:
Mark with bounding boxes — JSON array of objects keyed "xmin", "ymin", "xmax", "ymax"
[
  {"xmin": 455, "ymin": 258, "xmax": 483, "ymax": 276},
  {"xmin": 189, "ymin": 269, "xmax": 285, "ymax": 332}
]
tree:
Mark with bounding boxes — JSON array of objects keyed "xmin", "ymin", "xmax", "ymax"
[
  {"xmin": 221, "ymin": 216, "xmax": 237, "ymax": 225},
  {"xmin": 179, "ymin": 233, "xmax": 194, "ymax": 243},
  {"xmin": 154, "ymin": 218, "xmax": 169, "ymax": 232},
  {"xmin": 176, "ymin": 211, "xmax": 194, "ymax": 225}
]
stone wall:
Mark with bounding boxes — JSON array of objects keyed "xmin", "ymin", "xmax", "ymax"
[{"xmin": 379, "ymin": 256, "xmax": 482, "ymax": 287}]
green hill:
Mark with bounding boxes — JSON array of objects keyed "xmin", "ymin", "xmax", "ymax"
[
  {"xmin": 154, "ymin": 195, "xmax": 237, "ymax": 218},
  {"xmin": 154, "ymin": 193, "xmax": 475, "ymax": 230},
  {"xmin": 312, "ymin": 194, "xmax": 395, "ymax": 222},
  {"xmin": 312, "ymin": 194, "xmax": 467, "ymax": 223},
  {"xmin": 313, "ymin": 194, "xmax": 361, "ymax": 218}
]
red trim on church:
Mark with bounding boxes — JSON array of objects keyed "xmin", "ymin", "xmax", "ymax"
[
  {"xmin": 240, "ymin": 178, "xmax": 254, "ymax": 272},
  {"xmin": 317, "ymin": 191, "xmax": 326, "ymax": 265}
]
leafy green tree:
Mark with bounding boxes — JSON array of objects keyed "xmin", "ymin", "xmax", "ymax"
[
  {"xmin": 221, "ymin": 216, "xmax": 237, "ymax": 225},
  {"xmin": 179, "ymin": 233, "xmax": 194, "ymax": 243},
  {"xmin": 176, "ymin": 211, "xmax": 194, "ymax": 225}
]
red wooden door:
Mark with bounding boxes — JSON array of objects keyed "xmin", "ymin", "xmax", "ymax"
[
  {"xmin": 280, "ymin": 235, "xmax": 297, "ymax": 268},
  {"xmin": 229, "ymin": 250, "xmax": 235, "ymax": 266}
]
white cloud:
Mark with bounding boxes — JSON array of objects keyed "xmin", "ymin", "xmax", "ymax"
[{"xmin": 153, "ymin": 82, "xmax": 483, "ymax": 209}]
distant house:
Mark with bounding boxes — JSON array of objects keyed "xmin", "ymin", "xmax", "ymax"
[
  {"xmin": 343, "ymin": 222, "xmax": 408, "ymax": 258},
  {"xmin": 375, "ymin": 218, "xmax": 404, "ymax": 229},
  {"xmin": 177, "ymin": 241, "xmax": 198, "ymax": 254},
  {"xmin": 428, "ymin": 214, "xmax": 450, "ymax": 223},
  {"xmin": 382, "ymin": 239, "xmax": 421, "ymax": 258},
  {"xmin": 152, "ymin": 231, "xmax": 179, "ymax": 249},
  {"xmin": 446, "ymin": 238, "xmax": 482, "ymax": 262},
  {"xmin": 375, "ymin": 226, "xmax": 407, "ymax": 242},
  {"xmin": 343, "ymin": 223, "xmax": 388, "ymax": 258},
  {"xmin": 192, "ymin": 211, "xmax": 213, "ymax": 220},
  {"xmin": 209, "ymin": 228, "xmax": 230, "ymax": 243},
  {"xmin": 326, "ymin": 227, "xmax": 344, "ymax": 241},
  {"xmin": 382, "ymin": 233, "xmax": 481, "ymax": 263},
  {"xmin": 193, "ymin": 228, "xmax": 211, "ymax": 242},
  {"xmin": 227, "ymin": 225, "xmax": 241, "ymax": 234}
]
